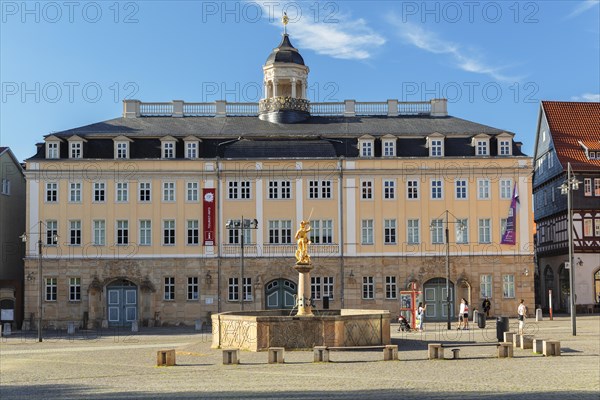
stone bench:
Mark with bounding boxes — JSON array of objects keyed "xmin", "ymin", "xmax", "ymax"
[
  {"xmin": 451, "ymin": 348, "xmax": 460, "ymax": 359},
  {"xmin": 520, "ymin": 335, "xmax": 533, "ymax": 350},
  {"xmin": 223, "ymin": 348, "xmax": 240, "ymax": 365},
  {"xmin": 383, "ymin": 345, "xmax": 398, "ymax": 361},
  {"xmin": 156, "ymin": 349, "xmax": 176, "ymax": 366},
  {"xmin": 532, "ymin": 338, "xmax": 544, "ymax": 354},
  {"xmin": 314, "ymin": 346, "xmax": 329, "ymax": 362},
  {"xmin": 428, "ymin": 343, "xmax": 443, "ymax": 360},
  {"xmin": 268, "ymin": 347, "xmax": 285, "ymax": 364},
  {"xmin": 512, "ymin": 334, "xmax": 521, "ymax": 348},
  {"xmin": 503, "ymin": 332, "xmax": 516, "ymax": 344},
  {"xmin": 497, "ymin": 342, "xmax": 513, "ymax": 358},
  {"xmin": 543, "ymin": 340, "xmax": 561, "ymax": 356}
]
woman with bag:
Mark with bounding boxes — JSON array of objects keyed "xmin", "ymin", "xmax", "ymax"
[{"xmin": 417, "ymin": 302, "xmax": 426, "ymax": 332}]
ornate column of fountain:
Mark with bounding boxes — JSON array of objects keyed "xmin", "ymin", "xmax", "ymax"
[{"xmin": 294, "ymin": 220, "xmax": 313, "ymax": 316}]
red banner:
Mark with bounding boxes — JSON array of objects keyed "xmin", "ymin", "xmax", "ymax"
[{"xmin": 203, "ymin": 189, "xmax": 216, "ymax": 246}]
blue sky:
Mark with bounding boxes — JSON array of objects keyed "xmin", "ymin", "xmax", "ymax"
[{"xmin": 1, "ymin": 0, "xmax": 599, "ymax": 162}]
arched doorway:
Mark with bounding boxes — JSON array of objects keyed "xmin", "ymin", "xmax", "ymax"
[
  {"xmin": 106, "ymin": 279, "xmax": 137, "ymax": 327},
  {"xmin": 558, "ymin": 264, "xmax": 569, "ymax": 312},
  {"xmin": 265, "ymin": 279, "xmax": 296, "ymax": 310},
  {"xmin": 423, "ymin": 277, "xmax": 455, "ymax": 321}
]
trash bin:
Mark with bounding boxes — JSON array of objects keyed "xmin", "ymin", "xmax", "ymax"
[
  {"xmin": 477, "ymin": 312, "xmax": 486, "ymax": 329},
  {"xmin": 496, "ymin": 316, "xmax": 509, "ymax": 342}
]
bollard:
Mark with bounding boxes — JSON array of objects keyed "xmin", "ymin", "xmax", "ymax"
[{"xmin": 535, "ymin": 308, "xmax": 543, "ymax": 321}]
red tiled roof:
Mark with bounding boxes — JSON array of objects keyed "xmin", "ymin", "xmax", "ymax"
[{"xmin": 542, "ymin": 101, "xmax": 600, "ymax": 171}]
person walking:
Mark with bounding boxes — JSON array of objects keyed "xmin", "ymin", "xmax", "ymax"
[
  {"xmin": 417, "ymin": 302, "xmax": 426, "ymax": 332},
  {"xmin": 482, "ymin": 297, "xmax": 491, "ymax": 318},
  {"xmin": 518, "ymin": 299, "xmax": 527, "ymax": 335},
  {"xmin": 458, "ymin": 298, "xmax": 469, "ymax": 330}
]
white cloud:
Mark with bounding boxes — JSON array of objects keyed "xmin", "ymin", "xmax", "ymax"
[
  {"xmin": 571, "ymin": 93, "xmax": 600, "ymax": 102},
  {"xmin": 253, "ymin": 1, "xmax": 385, "ymax": 60},
  {"xmin": 386, "ymin": 18, "xmax": 521, "ymax": 83},
  {"xmin": 566, "ymin": 0, "xmax": 599, "ymax": 19}
]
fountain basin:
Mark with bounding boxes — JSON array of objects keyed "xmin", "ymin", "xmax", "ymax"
[{"xmin": 211, "ymin": 309, "xmax": 391, "ymax": 352}]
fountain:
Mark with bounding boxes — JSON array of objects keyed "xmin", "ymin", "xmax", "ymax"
[{"xmin": 212, "ymin": 218, "xmax": 391, "ymax": 351}]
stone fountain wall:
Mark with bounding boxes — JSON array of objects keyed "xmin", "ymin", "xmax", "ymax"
[{"xmin": 211, "ymin": 309, "xmax": 391, "ymax": 352}]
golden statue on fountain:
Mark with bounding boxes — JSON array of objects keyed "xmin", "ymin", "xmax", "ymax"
[{"xmin": 294, "ymin": 220, "xmax": 311, "ymax": 264}]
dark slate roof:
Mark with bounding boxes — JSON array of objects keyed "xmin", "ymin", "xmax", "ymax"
[
  {"xmin": 265, "ymin": 34, "xmax": 305, "ymax": 66},
  {"xmin": 222, "ymin": 139, "xmax": 336, "ymax": 158},
  {"xmin": 45, "ymin": 115, "xmax": 511, "ymax": 139}
]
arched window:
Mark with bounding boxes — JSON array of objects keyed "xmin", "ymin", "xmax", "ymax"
[{"xmin": 594, "ymin": 269, "xmax": 600, "ymax": 304}]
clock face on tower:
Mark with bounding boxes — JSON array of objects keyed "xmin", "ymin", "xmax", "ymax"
[{"xmin": 204, "ymin": 192, "xmax": 214, "ymax": 202}]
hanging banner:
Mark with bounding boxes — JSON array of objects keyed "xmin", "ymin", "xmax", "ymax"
[
  {"xmin": 501, "ymin": 183, "xmax": 519, "ymax": 245},
  {"xmin": 203, "ymin": 189, "xmax": 216, "ymax": 246}
]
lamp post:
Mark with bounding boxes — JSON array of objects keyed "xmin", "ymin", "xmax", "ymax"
[
  {"xmin": 431, "ymin": 210, "xmax": 465, "ymax": 330},
  {"xmin": 21, "ymin": 220, "xmax": 57, "ymax": 342},
  {"xmin": 560, "ymin": 162, "xmax": 580, "ymax": 336},
  {"xmin": 225, "ymin": 217, "xmax": 258, "ymax": 311}
]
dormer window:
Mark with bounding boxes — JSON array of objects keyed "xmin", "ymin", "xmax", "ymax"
[
  {"xmin": 497, "ymin": 133, "xmax": 513, "ymax": 156},
  {"xmin": 163, "ymin": 142, "xmax": 175, "ymax": 159},
  {"xmin": 590, "ymin": 152, "xmax": 597, "ymax": 160},
  {"xmin": 426, "ymin": 134, "xmax": 445, "ymax": 157},
  {"xmin": 47, "ymin": 142, "xmax": 59, "ymax": 159},
  {"xmin": 382, "ymin": 135, "xmax": 396, "ymax": 157},
  {"xmin": 358, "ymin": 135, "xmax": 375, "ymax": 158},
  {"xmin": 471, "ymin": 134, "xmax": 491, "ymax": 156},
  {"xmin": 183, "ymin": 136, "xmax": 201, "ymax": 159},
  {"xmin": 477, "ymin": 140, "xmax": 488, "ymax": 156},
  {"xmin": 113, "ymin": 136, "xmax": 132, "ymax": 159},
  {"xmin": 70, "ymin": 142, "xmax": 82, "ymax": 159},
  {"xmin": 499, "ymin": 140, "xmax": 510, "ymax": 155}
]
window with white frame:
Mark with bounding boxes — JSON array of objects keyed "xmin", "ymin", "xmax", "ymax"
[
  {"xmin": 186, "ymin": 142, "xmax": 198, "ymax": 159},
  {"xmin": 187, "ymin": 182, "xmax": 199, "ymax": 202},
  {"xmin": 47, "ymin": 142, "xmax": 59, "ymax": 159},
  {"xmin": 69, "ymin": 220, "xmax": 81, "ymax": 245},
  {"xmin": 70, "ymin": 142, "xmax": 82, "ymax": 159},
  {"xmin": 311, "ymin": 276, "xmax": 322, "ymax": 300},
  {"xmin": 69, "ymin": 277, "xmax": 81, "ymax": 301},
  {"xmin": 69, "ymin": 182, "xmax": 81, "ymax": 203},
  {"xmin": 139, "ymin": 220, "xmax": 151, "ymax": 246},
  {"xmin": 499, "ymin": 140, "xmax": 511, "ymax": 155},
  {"xmin": 456, "ymin": 218, "xmax": 468, "ymax": 244},
  {"xmin": 323, "ymin": 277, "xmax": 334, "ymax": 299},
  {"xmin": 407, "ymin": 180, "xmax": 419, "ymax": 199},
  {"xmin": 384, "ymin": 219, "xmax": 396, "ymax": 244},
  {"xmin": 500, "ymin": 179, "xmax": 512, "ymax": 199},
  {"xmin": 362, "ymin": 276, "xmax": 374, "ymax": 299},
  {"xmin": 93, "ymin": 182, "xmax": 105, "ymax": 202},
  {"xmin": 116, "ymin": 182, "xmax": 128, "ymax": 202},
  {"xmin": 595, "ymin": 219, "xmax": 600, "ymax": 237},
  {"xmin": 480, "ymin": 274, "xmax": 492, "ymax": 298},
  {"xmin": 431, "ymin": 219, "xmax": 444, "ymax": 244},
  {"xmin": 162, "ymin": 141, "xmax": 175, "ymax": 159},
  {"xmin": 584, "ymin": 219, "xmax": 593, "ymax": 237},
  {"xmin": 46, "ymin": 220, "xmax": 58, "ymax": 245},
  {"xmin": 584, "ymin": 178, "xmax": 592, "ymax": 196},
  {"xmin": 311, "ymin": 220, "xmax": 333, "ymax": 244},
  {"xmin": 361, "ymin": 219, "xmax": 374, "ymax": 244},
  {"xmin": 228, "ymin": 181, "xmax": 251, "ymax": 199},
  {"xmin": 187, "ymin": 220, "xmax": 199, "ymax": 245},
  {"xmin": 163, "ymin": 220, "xmax": 175, "ymax": 245},
  {"xmin": 93, "ymin": 220, "xmax": 105, "ymax": 246},
  {"xmin": 385, "ymin": 276, "xmax": 397, "ymax": 299},
  {"xmin": 163, "ymin": 182, "xmax": 175, "ymax": 202},
  {"xmin": 476, "ymin": 140, "xmax": 489, "ymax": 156},
  {"xmin": 503, "ymin": 275, "xmax": 515, "ymax": 298},
  {"xmin": 115, "ymin": 142, "xmax": 129, "ymax": 159},
  {"xmin": 187, "ymin": 277, "xmax": 199, "ymax": 300},
  {"xmin": 240, "ymin": 181, "xmax": 251, "ymax": 199},
  {"xmin": 139, "ymin": 182, "xmax": 151, "ymax": 202},
  {"xmin": 431, "ymin": 179, "xmax": 443, "ymax": 199},
  {"xmin": 595, "ymin": 179, "xmax": 600, "ymax": 196},
  {"xmin": 478, "ymin": 219, "xmax": 491, "ymax": 243},
  {"xmin": 407, "ymin": 219, "xmax": 420, "ymax": 244},
  {"xmin": 383, "ymin": 140, "xmax": 395, "ymax": 157},
  {"xmin": 268, "ymin": 180, "xmax": 291, "ymax": 199},
  {"xmin": 116, "ymin": 220, "xmax": 129, "ymax": 245},
  {"xmin": 243, "ymin": 277, "xmax": 252, "ymax": 301},
  {"xmin": 164, "ymin": 277, "xmax": 175, "ymax": 300},
  {"xmin": 383, "ymin": 179, "xmax": 396, "ymax": 199},
  {"xmin": 309, "ymin": 180, "xmax": 332, "ymax": 199},
  {"xmin": 45, "ymin": 278, "xmax": 57, "ymax": 301},
  {"xmin": 361, "ymin": 141, "xmax": 373, "ymax": 157},
  {"xmin": 268, "ymin": 220, "xmax": 292, "ymax": 244},
  {"xmin": 361, "ymin": 180, "xmax": 373, "ymax": 199},
  {"xmin": 501, "ymin": 218, "xmax": 508, "ymax": 237},
  {"xmin": 477, "ymin": 179, "xmax": 490, "ymax": 199},
  {"xmin": 46, "ymin": 182, "xmax": 58, "ymax": 202},
  {"xmin": 227, "ymin": 228, "xmax": 252, "ymax": 245},
  {"xmin": 455, "ymin": 179, "xmax": 467, "ymax": 199},
  {"xmin": 430, "ymin": 139, "xmax": 443, "ymax": 157},
  {"xmin": 228, "ymin": 278, "xmax": 239, "ymax": 301},
  {"xmin": 1, "ymin": 179, "xmax": 10, "ymax": 195},
  {"xmin": 548, "ymin": 150, "xmax": 554, "ymax": 168}
]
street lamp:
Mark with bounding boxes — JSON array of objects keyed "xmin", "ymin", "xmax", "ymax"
[
  {"xmin": 225, "ymin": 217, "xmax": 258, "ymax": 311},
  {"xmin": 559, "ymin": 161, "xmax": 580, "ymax": 336},
  {"xmin": 431, "ymin": 210, "xmax": 465, "ymax": 330},
  {"xmin": 20, "ymin": 220, "xmax": 58, "ymax": 342}
]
